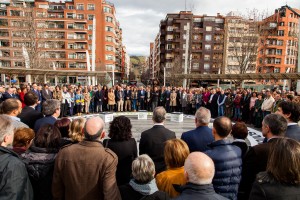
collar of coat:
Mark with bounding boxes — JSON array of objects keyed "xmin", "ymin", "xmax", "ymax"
[
  {"xmin": 208, "ymin": 139, "xmax": 232, "ymax": 148},
  {"xmin": 0, "ymin": 146, "xmax": 20, "ymax": 158},
  {"xmin": 173, "ymin": 182, "xmax": 216, "ymax": 194}
]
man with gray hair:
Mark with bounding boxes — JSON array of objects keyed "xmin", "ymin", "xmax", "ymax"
[
  {"xmin": 34, "ymin": 99, "xmax": 61, "ymax": 133},
  {"xmin": 239, "ymin": 113, "xmax": 287, "ymax": 199},
  {"xmin": 139, "ymin": 106, "xmax": 176, "ymax": 174},
  {"xmin": 52, "ymin": 117, "xmax": 121, "ymax": 200},
  {"xmin": 0, "ymin": 115, "xmax": 33, "ymax": 200},
  {"xmin": 181, "ymin": 107, "xmax": 214, "ymax": 152},
  {"xmin": 173, "ymin": 152, "xmax": 228, "ymax": 200}
]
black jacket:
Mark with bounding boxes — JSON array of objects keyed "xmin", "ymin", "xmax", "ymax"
[
  {"xmin": 286, "ymin": 124, "xmax": 300, "ymax": 141},
  {"xmin": 34, "ymin": 116, "xmax": 57, "ymax": 133},
  {"xmin": 0, "ymin": 146, "xmax": 33, "ymax": 200},
  {"xmin": 239, "ymin": 138, "xmax": 279, "ymax": 200},
  {"xmin": 139, "ymin": 125, "xmax": 176, "ymax": 174},
  {"xmin": 173, "ymin": 183, "xmax": 228, "ymax": 200},
  {"xmin": 119, "ymin": 184, "xmax": 169, "ymax": 200},
  {"xmin": 18, "ymin": 106, "xmax": 44, "ymax": 129},
  {"xmin": 249, "ymin": 171, "xmax": 300, "ymax": 200},
  {"xmin": 103, "ymin": 138, "xmax": 137, "ymax": 186},
  {"xmin": 21, "ymin": 146, "xmax": 57, "ymax": 200}
]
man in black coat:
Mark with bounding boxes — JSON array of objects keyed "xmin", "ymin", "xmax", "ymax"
[
  {"xmin": 151, "ymin": 86, "xmax": 159, "ymax": 111},
  {"xmin": 124, "ymin": 86, "xmax": 132, "ymax": 112},
  {"xmin": 94, "ymin": 86, "xmax": 104, "ymax": 113},
  {"xmin": 2, "ymin": 87, "xmax": 16, "ymax": 101},
  {"xmin": 239, "ymin": 114, "xmax": 287, "ymax": 200},
  {"xmin": 276, "ymin": 101, "xmax": 300, "ymax": 141},
  {"xmin": 173, "ymin": 152, "xmax": 227, "ymax": 200},
  {"xmin": 41, "ymin": 84, "xmax": 52, "ymax": 102},
  {"xmin": 0, "ymin": 115, "xmax": 33, "ymax": 200},
  {"xmin": 139, "ymin": 106, "xmax": 176, "ymax": 174},
  {"xmin": 18, "ymin": 91, "xmax": 43, "ymax": 129}
]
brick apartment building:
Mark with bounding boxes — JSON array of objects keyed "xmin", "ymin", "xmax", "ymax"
[
  {"xmin": 257, "ymin": 5, "xmax": 299, "ymax": 85},
  {"xmin": 0, "ymin": 0, "xmax": 128, "ymax": 85},
  {"xmin": 149, "ymin": 11, "xmax": 225, "ymax": 85}
]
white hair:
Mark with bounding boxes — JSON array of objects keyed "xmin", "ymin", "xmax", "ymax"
[
  {"xmin": 0, "ymin": 115, "xmax": 14, "ymax": 142},
  {"xmin": 195, "ymin": 107, "xmax": 211, "ymax": 125}
]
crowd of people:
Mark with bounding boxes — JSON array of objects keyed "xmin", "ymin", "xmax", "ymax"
[
  {"xmin": 0, "ymin": 82, "xmax": 300, "ymax": 200},
  {"xmin": 1, "ymin": 83, "xmax": 299, "ymax": 126}
]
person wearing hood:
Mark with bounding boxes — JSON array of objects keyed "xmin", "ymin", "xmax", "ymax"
[{"xmin": 21, "ymin": 124, "xmax": 61, "ymax": 200}]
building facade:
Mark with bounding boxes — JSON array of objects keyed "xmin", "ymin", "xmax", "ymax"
[
  {"xmin": 257, "ymin": 6, "xmax": 299, "ymax": 83},
  {"xmin": 0, "ymin": 0, "xmax": 127, "ymax": 85}
]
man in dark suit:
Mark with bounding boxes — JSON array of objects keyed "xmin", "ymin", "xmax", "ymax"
[
  {"xmin": 181, "ymin": 107, "xmax": 214, "ymax": 152},
  {"xmin": 34, "ymin": 99, "xmax": 61, "ymax": 133},
  {"xmin": 138, "ymin": 86, "xmax": 146, "ymax": 110},
  {"xmin": 238, "ymin": 114, "xmax": 287, "ymax": 200},
  {"xmin": 165, "ymin": 87, "xmax": 171, "ymax": 113},
  {"xmin": 41, "ymin": 84, "xmax": 52, "ymax": 102},
  {"xmin": 32, "ymin": 83, "xmax": 42, "ymax": 112},
  {"xmin": 2, "ymin": 87, "xmax": 16, "ymax": 101},
  {"xmin": 124, "ymin": 86, "xmax": 132, "ymax": 112},
  {"xmin": 139, "ymin": 106, "xmax": 176, "ymax": 174},
  {"xmin": 18, "ymin": 91, "xmax": 43, "ymax": 129},
  {"xmin": 94, "ymin": 85, "xmax": 104, "ymax": 113},
  {"xmin": 276, "ymin": 101, "xmax": 300, "ymax": 141}
]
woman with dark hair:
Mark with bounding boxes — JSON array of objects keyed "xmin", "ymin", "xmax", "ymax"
[
  {"xmin": 54, "ymin": 117, "xmax": 72, "ymax": 146},
  {"xmin": 103, "ymin": 116, "xmax": 137, "ymax": 186},
  {"xmin": 21, "ymin": 124, "xmax": 61, "ymax": 200},
  {"xmin": 254, "ymin": 93, "xmax": 264, "ymax": 128},
  {"xmin": 102, "ymin": 85, "xmax": 108, "ymax": 111},
  {"xmin": 231, "ymin": 122, "xmax": 249, "ymax": 157},
  {"xmin": 249, "ymin": 138, "xmax": 300, "ymax": 199}
]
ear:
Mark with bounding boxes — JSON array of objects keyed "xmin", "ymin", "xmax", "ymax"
[
  {"xmin": 100, "ymin": 131, "xmax": 106, "ymax": 140},
  {"xmin": 184, "ymin": 170, "xmax": 189, "ymax": 182}
]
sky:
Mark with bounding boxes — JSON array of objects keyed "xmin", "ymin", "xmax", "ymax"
[{"xmin": 112, "ymin": 0, "xmax": 300, "ymax": 56}]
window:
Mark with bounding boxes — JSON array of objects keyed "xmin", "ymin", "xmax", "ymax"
[
  {"xmin": 277, "ymin": 40, "xmax": 283, "ymax": 46},
  {"xmin": 204, "ymin": 63, "xmax": 210, "ymax": 70},
  {"xmin": 67, "ymin": 33, "xmax": 74, "ymax": 39},
  {"xmin": 88, "ymin": 44, "xmax": 92, "ymax": 50},
  {"xmin": 67, "ymin": 24, "xmax": 74, "ymax": 29},
  {"xmin": 77, "ymin": 14, "xmax": 84, "ymax": 19},
  {"xmin": 192, "ymin": 63, "xmax": 199, "ymax": 69},
  {"xmin": 166, "ymin": 44, "xmax": 172, "ymax": 50},
  {"xmin": 88, "ymin": 35, "xmax": 92, "ymax": 40},
  {"xmin": 206, "ymin": 26, "xmax": 212, "ymax": 31},
  {"xmin": 14, "ymin": 61, "xmax": 23, "ymax": 67},
  {"xmin": 103, "ymin": 7, "xmax": 111, "ymax": 13},
  {"xmin": 275, "ymin": 58, "xmax": 281, "ymax": 64},
  {"xmin": 276, "ymin": 49, "xmax": 282, "ymax": 55},
  {"xmin": 106, "ymin": 54, "xmax": 114, "ymax": 61},
  {"xmin": 67, "ymin": 13, "xmax": 74, "ymax": 19},
  {"xmin": 76, "ymin": 4, "xmax": 84, "ymax": 10},
  {"xmin": 106, "ymin": 36, "xmax": 113, "ymax": 42},
  {"xmin": 106, "ymin": 16, "xmax": 113, "ymax": 23},
  {"xmin": 205, "ymin": 35, "xmax": 212, "ymax": 41},
  {"xmin": 167, "ymin": 26, "xmax": 173, "ymax": 31},
  {"xmin": 68, "ymin": 5, "xmax": 74, "ymax": 10},
  {"xmin": 278, "ymin": 30, "xmax": 284, "ymax": 36},
  {"xmin": 204, "ymin": 55, "xmax": 210, "ymax": 61},
  {"xmin": 274, "ymin": 68, "xmax": 280, "ymax": 73},
  {"xmin": 68, "ymin": 43, "xmax": 74, "ymax": 49},
  {"xmin": 88, "ymin": 15, "xmax": 94, "ymax": 20},
  {"xmin": 87, "ymin": 4, "xmax": 95, "ymax": 10},
  {"xmin": 106, "ymin": 45, "xmax": 114, "ymax": 51},
  {"xmin": 183, "ymin": 44, "xmax": 186, "ymax": 50},
  {"xmin": 68, "ymin": 53, "xmax": 76, "ymax": 59},
  {"xmin": 204, "ymin": 44, "xmax": 211, "ymax": 50},
  {"xmin": 88, "ymin": 25, "xmax": 93, "ymax": 30},
  {"xmin": 105, "ymin": 26, "xmax": 113, "ymax": 32}
]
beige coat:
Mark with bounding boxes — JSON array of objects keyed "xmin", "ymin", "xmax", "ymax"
[
  {"xmin": 53, "ymin": 90, "xmax": 62, "ymax": 101},
  {"xmin": 52, "ymin": 141, "xmax": 121, "ymax": 200},
  {"xmin": 170, "ymin": 92, "xmax": 177, "ymax": 106},
  {"xmin": 108, "ymin": 92, "xmax": 115, "ymax": 105}
]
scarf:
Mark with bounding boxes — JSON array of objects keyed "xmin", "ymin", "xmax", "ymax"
[{"xmin": 129, "ymin": 179, "xmax": 158, "ymax": 195}]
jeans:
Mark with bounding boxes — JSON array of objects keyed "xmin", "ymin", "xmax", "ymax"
[
  {"xmin": 132, "ymin": 99, "xmax": 137, "ymax": 111},
  {"xmin": 218, "ymin": 105, "xmax": 224, "ymax": 117},
  {"xmin": 234, "ymin": 107, "xmax": 241, "ymax": 120}
]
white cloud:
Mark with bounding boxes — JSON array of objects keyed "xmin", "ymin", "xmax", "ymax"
[{"xmin": 113, "ymin": 0, "xmax": 300, "ymax": 56}]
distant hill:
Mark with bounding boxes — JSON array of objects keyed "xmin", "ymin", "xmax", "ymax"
[{"xmin": 130, "ymin": 56, "xmax": 146, "ymax": 68}]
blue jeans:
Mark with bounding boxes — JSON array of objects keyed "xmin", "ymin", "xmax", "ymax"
[
  {"xmin": 218, "ymin": 105, "xmax": 224, "ymax": 116},
  {"xmin": 234, "ymin": 107, "xmax": 241, "ymax": 120},
  {"xmin": 132, "ymin": 99, "xmax": 137, "ymax": 111}
]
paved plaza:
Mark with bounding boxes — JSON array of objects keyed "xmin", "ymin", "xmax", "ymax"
[{"xmin": 70, "ymin": 112, "xmax": 264, "ymax": 146}]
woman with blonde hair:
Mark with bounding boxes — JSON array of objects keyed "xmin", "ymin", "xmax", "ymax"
[
  {"xmin": 156, "ymin": 139, "xmax": 190, "ymax": 198},
  {"xmin": 69, "ymin": 118, "xmax": 86, "ymax": 143}
]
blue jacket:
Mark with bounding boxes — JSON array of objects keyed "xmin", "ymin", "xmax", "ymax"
[
  {"xmin": 205, "ymin": 140, "xmax": 242, "ymax": 200},
  {"xmin": 34, "ymin": 116, "xmax": 56, "ymax": 133},
  {"xmin": 286, "ymin": 124, "xmax": 300, "ymax": 141},
  {"xmin": 181, "ymin": 126, "xmax": 214, "ymax": 152}
]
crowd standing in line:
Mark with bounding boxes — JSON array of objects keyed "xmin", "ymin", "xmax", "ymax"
[{"xmin": 0, "ymin": 82, "xmax": 300, "ymax": 200}]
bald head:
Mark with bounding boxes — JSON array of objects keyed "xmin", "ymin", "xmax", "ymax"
[
  {"xmin": 213, "ymin": 116, "xmax": 232, "ymax": 138},
  {"xmin": 85, "ymin": 117, "xmax": 105, "ymax": 140},
  {"xmin": 184, "ymin": 152, "xmax": 215, "ymax": 185}
]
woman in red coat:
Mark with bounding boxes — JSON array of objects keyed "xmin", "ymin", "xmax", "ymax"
[{"xmin": 19, "ymin": 87, "xmax": 27, "ymax": 108}]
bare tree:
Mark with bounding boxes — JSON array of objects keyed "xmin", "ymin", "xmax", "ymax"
[{"xmin": 167, "ymin": 55, "xmax": 184, "ymax": 86}]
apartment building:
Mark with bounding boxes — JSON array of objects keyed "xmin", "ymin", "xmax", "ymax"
[
  {"xmin": 150, "ymin": 11, "xmax": 225, "ymax": 84},
  {"xmin": 0, "ymin": 0, "xmax": 126, "ymax": 84},
  {"xmin": 223, "ymin": 12, "xmax": 258, "ymax": 75},
  {"xmin": 257, "ymin": 6, "xmax": 299, "ymax": 79}
]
